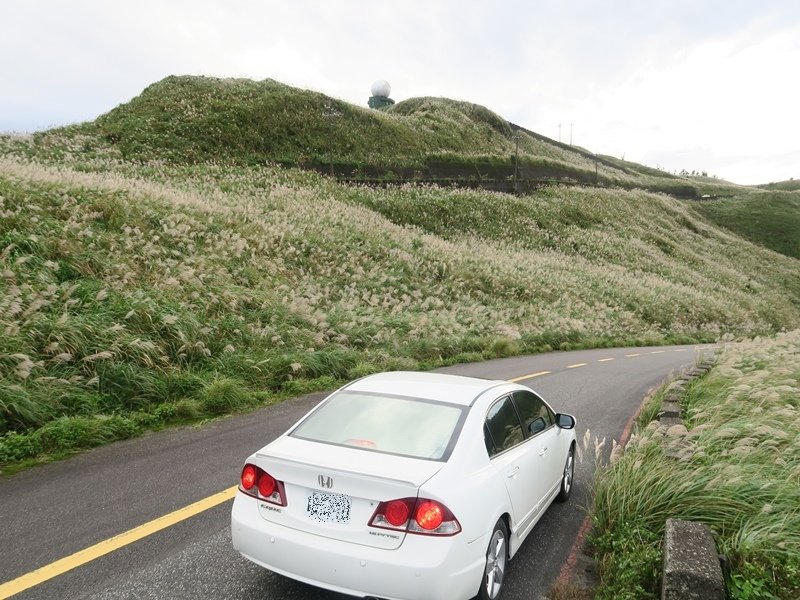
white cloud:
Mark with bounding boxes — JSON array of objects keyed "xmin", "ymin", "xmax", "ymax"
[
  {"xmin": 1, "ymin": 0, "xmax": 798, "ymax": 183},
  {"xmin": 523, "ymin": 15, "xmax": 800, "ymax": 183}
]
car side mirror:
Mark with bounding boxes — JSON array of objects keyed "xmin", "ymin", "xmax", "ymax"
[{"xmin": 556, "ymin": 413, "xmax": 576, "ymax": 429}]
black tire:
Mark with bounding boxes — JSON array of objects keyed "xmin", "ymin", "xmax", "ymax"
[
  {"xmin": 477, "ymin": 518, "xmax": 508, "ymax": 600},
  {"xmin": 555, "ymin": 445, "xmax": 575, "ymax": 502}
]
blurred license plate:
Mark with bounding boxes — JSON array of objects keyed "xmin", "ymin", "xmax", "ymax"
[{"xmin": 306, "ymin": 492, "xmax": 351, "ymax": 524}]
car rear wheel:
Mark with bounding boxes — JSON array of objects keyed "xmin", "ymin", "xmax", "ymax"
[
  {"xmin": 555, "ymin": 445, "xmax": 575, "ymax": 502},
  {"xmin": 478, "ymin": 519, "xmax": 508, "ymax": 600}
]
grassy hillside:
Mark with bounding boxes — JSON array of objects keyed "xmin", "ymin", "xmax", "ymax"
[
  {"xmin": 0, "ymin": 75, "xmax": 798, "ymax": 467},
  {"xmin": 1, "ymin": 147, "xmax": 799, "ymax": 466},
  {"xmin": 26, "ymin": 75, "xmax": 716, "ymax": 198},
  {"xmin": 692, "ymin": 191, "xmax": 800, "ymax": 259},
  {"xmin": 757, "ymin": 179, "xmax": 800, "ymax": 191}
]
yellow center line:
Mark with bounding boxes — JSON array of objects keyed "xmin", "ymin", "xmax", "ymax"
[
  {"xmin": 597, "ymin": 358, "xmax": 615, "ymax": 362},
  {"xmin": 625, "ymin": 353, "xmax": 641, "ymax": 357},
  {"xmin": 0, "ymin": 485, "xmax": 239, "ymax": 599},
  {"xmin": 650, "ymin": 350, "xmax": 665, "ymax": 354},
  {"xmin": 508, "ymin": 370, "xmax": 551, "ymax": 382},
  {"xmin": 566, "ymin": 363, "xmax": 587, "ymax": 369}
]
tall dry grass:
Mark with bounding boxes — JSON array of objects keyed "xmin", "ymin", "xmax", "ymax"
[
  {"xmin": 0, "ymin": 147, "xmax": 798, "ymax": 466},
  {"xmin": 592, "ymin": 331, "xmax": 800, "ymax": 599}
]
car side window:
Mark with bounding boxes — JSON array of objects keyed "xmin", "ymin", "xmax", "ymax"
[
  {"xmin": 512, "ymin": 390, "xmax": 554, "ymax": 438},
  {"xmin": 485, "ymin": 396, "xmax": 525, "ymax": 457},
  {"xmin": 483, "ymin": 423, "xmax": 496, "ymax": 456}
]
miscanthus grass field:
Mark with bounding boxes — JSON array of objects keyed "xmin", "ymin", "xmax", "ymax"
[
  {"xmin": 0, "ymin": 126, "xmax": 799, "ymax": 469},
  {"xmin": 592, "ymin": 331, "xmax": 800, "ymax": 599}
]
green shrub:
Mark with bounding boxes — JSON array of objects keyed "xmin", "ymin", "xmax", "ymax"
[
  {"xmin": 280, "ymin": 376, "xmax": 339, "ymax": 396},
  {"xmin": 487, "ymin": 337, "xmax": 520, "ymax": 358},
  {"xmin": 0, "ymin": 415, "xmax": 141, "ymax": 463},
  {"xmin": 153, "ymin": 402, "xmax": 178, "ymax": 421},
  {"xmin": 98, "ymin": 363, "xmax": 166, "ymax": 411},
  {"xmin": 593, "ymin": 525, "xmax": 662, "ymax": 600},
  {"xmin": 199, "ymin": 378, "xmax": 251, "ymax": 415},
  {"xmin": 175, "ymin": 398, "xmax": 202, "ymax": 419},
  {"xmin": 0, "ymin": 384, "xmax": 51, "ymax": 432},
  {"xmin": 347, "ymin": 362, "xmax": 378, "ymax": 380},
  {"xmin": 35, "ymin": 415, "xmax": 141, "ymax": 453},
  {"xmin": 0, "ymin": 431, "xmax": 41, "ymax": 463}
]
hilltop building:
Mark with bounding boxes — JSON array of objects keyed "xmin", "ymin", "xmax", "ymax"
[{"xmin": 368, "ymin": 80, "xmax": 395, "ymax": 109}]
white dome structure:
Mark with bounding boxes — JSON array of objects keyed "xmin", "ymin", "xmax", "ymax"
[{"xmin": 370, "ymin": 80, "xmax": 391, "ymax": 98}]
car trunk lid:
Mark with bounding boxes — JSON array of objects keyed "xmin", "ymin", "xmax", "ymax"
[{"xmin": 253, "ymin": 437, "xmax": 444, "ymax": 549}]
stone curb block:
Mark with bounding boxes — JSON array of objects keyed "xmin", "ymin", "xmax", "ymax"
[
  {"xmin": 657, "ymin": 359, "xmax": 721, "ymax": 599},
  {"xmin": 659, "ymin": 416, "xmax": 683, "ymax": 428},
  {"xmin": 660, "ymin": 401, "xmax": 681, "ymax": 419},
  {"xmin": 662, "ymin": 519, "xmax": 725, "ymax": 600},
  {"xmin": 658, "ymin": 360, "xmax": 715, "ymax": 426}
]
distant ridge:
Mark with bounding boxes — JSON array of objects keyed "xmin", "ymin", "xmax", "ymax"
[{"xmin": 52, "ymin": 75, "xmax": 700, "ymax": 197}]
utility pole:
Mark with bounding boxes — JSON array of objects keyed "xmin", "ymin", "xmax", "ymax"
[{"xmin": 514, "ymin": 132, "xmax": 520, "ymax": 194}]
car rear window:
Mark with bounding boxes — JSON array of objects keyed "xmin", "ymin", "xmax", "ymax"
[{"xmin": 290, "ymin": 391, "xmax": 466, "ymax": 461}]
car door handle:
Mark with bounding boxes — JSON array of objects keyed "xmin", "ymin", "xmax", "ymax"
[
  {"xmin": 506, "ymin": 466, "xmax": 520, "ymax": 478},
  {"xmin": 539, "ymin": 447, "xmax": 548, "ymax": 456}
]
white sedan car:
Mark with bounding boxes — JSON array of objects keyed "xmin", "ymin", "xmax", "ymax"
[{"xmin": 231, "ymin": 371, "xmax": 577, "ymax": 600}]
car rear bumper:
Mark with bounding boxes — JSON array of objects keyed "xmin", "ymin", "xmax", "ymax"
[{"xmin": 231, "ymin": 492, "xmax": 486, "ymax": 600}]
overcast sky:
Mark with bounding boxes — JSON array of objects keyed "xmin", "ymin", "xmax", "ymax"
[{"xmin": 3, "ymin": 0, "xmax": 798, "ymax": 184}]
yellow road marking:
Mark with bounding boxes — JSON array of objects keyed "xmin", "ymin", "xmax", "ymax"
[
  {"xmin": 508, "ymin": 370, "xmax": 551, "ymax": 382},
  {"xmin": 598, "ymin": 358, "xmax": 615, "ymax": 363},
  {"xmin": 625, "ymin": 353, "xmax": 641, "ymax": 357},
  {"xmin": 566, "ymin": 363, "xmax": 587, "ymax": 369},
  {"xmin": 650, "ymin": 350, "xmax": 665, "ymax": 354},
  {"xmin": 0, "ymin": 485, "xmax": 239, "ymax": 599}
]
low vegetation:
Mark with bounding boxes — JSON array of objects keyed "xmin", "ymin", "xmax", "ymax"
[
  {"xmin": 757, "ymin": 179, "xmax": 800, "ymax": 192},
  {"xmin": 591, "ymin": 331, "xmax": 800, "ymax": 599},
  {"xmin": 692, "ymin": 191, "xmax": 800, "ymax": 259}
]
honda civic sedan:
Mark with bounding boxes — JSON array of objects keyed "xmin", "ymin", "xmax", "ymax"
[{"xmin": 231, "ymin": 371, "xmax": 576, "ymax": 600}]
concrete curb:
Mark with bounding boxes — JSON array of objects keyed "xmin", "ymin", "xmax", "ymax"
[
  {"xmin": 656, "ymin": 359, "xmax": 726, "ymax": 600},
  {"xmin": 662, "ymin": 519, "xmax": 725, "ymax": 600}
]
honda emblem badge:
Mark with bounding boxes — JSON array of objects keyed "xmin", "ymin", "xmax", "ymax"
[{"xmin": 318, "ymin": 475, "xmax": 333, "ymax": 489}]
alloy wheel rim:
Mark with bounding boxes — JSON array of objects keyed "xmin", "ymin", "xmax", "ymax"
[
  {"xmin": 564, "ymin": 452, "xmax": 574, "ymax": 493},
  {"xmin": 485, "ymin": 528, "xmax": 506, "ymax": 599}
]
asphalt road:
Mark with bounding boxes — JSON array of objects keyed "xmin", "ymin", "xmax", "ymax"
[{"xmin": 0, "ymin": 344, "xmax": 712, "ymax": 600}]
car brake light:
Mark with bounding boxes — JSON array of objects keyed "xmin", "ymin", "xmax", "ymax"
[
  {"xmin": 240, "ymin": 464, "xmax": 257, "ymax": 490},
  {"xmin": 415, "ymin": 500, "xmax": 443, "ymax": 530},
  {"xmin": 370, "ymin": 497, "xmax": 461, "ymax": 536},
  {"xmin": 385, "ymin": 499, "xmax": 411, "ymax": 526},
  {"xmin": 258, "ymin": 472, "xmax": 276, "ymax": 497},
  {"xmin": 238, "ymin": 463, "xmax": 287, "ymax": 506}
]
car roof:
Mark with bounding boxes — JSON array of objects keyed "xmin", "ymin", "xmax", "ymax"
[{"xmin": 343, "ymin": 371, "xmax": 510, "ymax": 406}]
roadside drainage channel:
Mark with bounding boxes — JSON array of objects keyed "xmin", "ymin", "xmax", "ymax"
[{"xmin": 656, "ymin": 359, "xmax": 726, "ymax": 600}]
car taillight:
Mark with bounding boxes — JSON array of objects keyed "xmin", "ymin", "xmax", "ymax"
[
  {"xmin": 238, "ymin": 463, "xmax": 287, "ymax": 506},
  {"xmin": 370, "ymin": 497, "xmax": 461, "ymax": 536},
  {"xmin": 240, "ymin": 464, "xmax": 257, "ymax": 490},
  {"xmin": 258, "ymin": 472, "xmax": 276, "ymax": 497},
  {"xmin": 415, "ymin": 500, "xmax": 444, "ymax": 531},
  {"xmin": 385, "ymin": 499, "xmax": 411, "ymax": 526}
]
